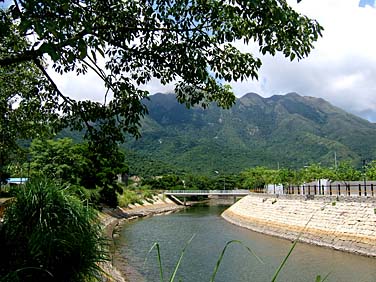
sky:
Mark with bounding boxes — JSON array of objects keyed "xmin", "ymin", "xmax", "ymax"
[
  {"xmin": 228, "ymin": 0, "xmax": 376, "ymax": 121},
  {"xmin": 47, "ymin": 0, "xmax": 376, "ymax": 121}
]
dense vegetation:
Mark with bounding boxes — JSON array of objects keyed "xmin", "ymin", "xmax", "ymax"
[
  {"xmin": 128, "ymin": 162, "xmax": 376, "ymax": 191},
  {"xmin": 123, "ymin": 93, "xmax": 376, "ymax": 175},
  {"xmin": 28, "ymin": 138, "xmax": 127, "ymax": 207}
]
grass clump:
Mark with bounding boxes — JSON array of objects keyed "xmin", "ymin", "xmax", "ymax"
[
  {"xmin": 117, "ymin": 185, "xmax": 157, "ymax": 207},
  {"xmin": 118, "ymin": 190, "xmax": 143, "ymax": 207},
  {"xmin": 0, "ymin": 178, "xmax": 109, "ymax": 282}
]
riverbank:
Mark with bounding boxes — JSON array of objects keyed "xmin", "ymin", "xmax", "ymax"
[
  {"xmin": 100, "ymin": 195, "xmax": 185, "ymax": 282},
  {"xmin": 222, "ymin": 193, "xmax": 376, "ymax": 257}
]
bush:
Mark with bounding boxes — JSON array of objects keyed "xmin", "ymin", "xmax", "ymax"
[
  {"xmin": 118, "ymin": 190, "xmax": 143, "ymax": 207},
  {"xmin": 0, "ymin": 178, "xmax": 109, "ymax": 282}
]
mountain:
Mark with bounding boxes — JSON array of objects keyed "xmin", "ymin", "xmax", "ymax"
[{"xmin": 123, "ymin": 92, "xmax": 376, "ymax": 176}]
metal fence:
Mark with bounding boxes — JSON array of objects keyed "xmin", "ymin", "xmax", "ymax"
[
  {"xmin": 286, "ymin": 183, "xmax": 375, "ymax": 197},
  {"xmin": 254, "ymin": 183, "xmax": 376, "ymax": 197}
]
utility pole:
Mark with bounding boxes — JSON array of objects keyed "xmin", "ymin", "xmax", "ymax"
[
  {"xmin": 334, "ymin": 151, "xmax": 337, "ymax": 170},
  {"xmin": 363, "ymin": 159, "xmax": 367, "ymax": 195}
]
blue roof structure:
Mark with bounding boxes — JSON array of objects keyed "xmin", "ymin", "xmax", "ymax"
[{"xmin": 7, "ymin": 178, "xmax": 28, "ymax": 185}]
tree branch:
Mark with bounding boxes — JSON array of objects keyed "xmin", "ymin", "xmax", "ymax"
[
  {"xmin": 32, "ymin": 58, "xmax": 95, "ymax": 134},
  {"xmin": 0, "ymin": 29, "xmax": 89, "ymax": 67},
  {"xmin": 80, "ymin": 58, "xmax": 115, "ymax": 105},
  {"xmin": 33, "ymin": 59, "xmax": 73, "ymax": 106}
]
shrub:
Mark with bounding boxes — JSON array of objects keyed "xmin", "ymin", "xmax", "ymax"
[
  {"xmin": 118, "ymin": 190, "xmax": 143, "ymax": 207},
  {"xmin": 0, "ymin": 178, "xmax": 109, "ymax": 282}
]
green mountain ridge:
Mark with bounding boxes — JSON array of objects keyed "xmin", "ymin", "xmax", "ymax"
[{"xmin": 123, "ymin": 92, "xmax": 376, "ymax": 176}]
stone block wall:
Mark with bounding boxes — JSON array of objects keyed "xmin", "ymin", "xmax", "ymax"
[{"xmin": 222, "ymin": 194, "xmax": 376, "ymax": 257}]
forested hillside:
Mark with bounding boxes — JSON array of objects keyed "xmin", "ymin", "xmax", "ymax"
[{"xmin": 123, "ymin": 93, "xmax": 376, "ymax": 176}]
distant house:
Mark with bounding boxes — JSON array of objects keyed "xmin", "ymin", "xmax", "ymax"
[{"xmin": 117, "ymin": 173, "xmax": 129, "ymax": 185}]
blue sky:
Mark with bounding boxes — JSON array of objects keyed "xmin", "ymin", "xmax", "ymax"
[{"xmin": 359, "ymin": 0, "xmax": 375, "ymax": 7}]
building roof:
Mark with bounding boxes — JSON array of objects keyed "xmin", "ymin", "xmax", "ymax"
[{"xmin": 7, "ymin": 178, "xmax": 28, "ymax": 185}]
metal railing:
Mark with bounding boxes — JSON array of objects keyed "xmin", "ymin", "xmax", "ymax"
[{"xmin": 264, "ymin": 183, "xmax": 376, "ymax": 197}]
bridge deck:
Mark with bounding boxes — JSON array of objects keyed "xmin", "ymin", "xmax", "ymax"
[{"xmin": 164, "ymin": 190, "xmax": 250, "ymax": 196}]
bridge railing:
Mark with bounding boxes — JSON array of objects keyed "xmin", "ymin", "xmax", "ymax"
[{"xmin": 164, "ymin": 189, "xmax": 250, "ymax": 195}]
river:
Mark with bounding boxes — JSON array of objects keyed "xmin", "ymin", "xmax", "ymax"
[{"xmin": 115, "ymin": 204, "xmax": 376, "ymax": 282}]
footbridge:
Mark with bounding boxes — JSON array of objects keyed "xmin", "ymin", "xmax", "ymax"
[{"xmin": 164, "ymin": 190, "xmax": 251, "ymax": 205}]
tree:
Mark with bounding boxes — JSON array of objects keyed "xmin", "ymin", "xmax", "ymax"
[
  {"xmin": 275, "ymin": 168, "xmax": 296, "ymax": 186},
  {"xmin": 79, "ymin": 138, "xmax": 128, "ymax": 207},
  {"xmin": 299, "ymin": 163, "xmax": 335, "ymax": 183},
  {"xmin": 239, "ymin": 166, "xmax": 276, "ymax": 189},
  {"xmin": 30, "ymin": 138, "xmax": 87, "ymax": 184},
  {"xmin": 142, "ymin": 174, "xmax": 184, "ymax": 190},
  {"xmin": 365, "ymin": 160, "xmax": 376, "ymax": 180},
  {"xmin": 334, "ymin": 161, "xmax": 361, "ymax": 182},
  {"xmin": 29, "ymin": 137, "xmax": 128, "ymax": 206},
  {"xmin": 1, "ymin": 0, "xmax": 323, "ymax": 143},
  {"xmin": 1, "ymin": 0, "xmax": 323, "ymax": 204},
  {"xmin": 0, "ymin": 23, "xmax": 59, "ymax": 183}
]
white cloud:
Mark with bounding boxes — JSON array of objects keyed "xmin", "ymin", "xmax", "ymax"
[
  {"xmin": 50, "ymin": 70, "xmax": 109, "ymax": 103},
  {"xmin": 139, "ymin": 78, "xmax": 176, "ymax": 94},
  {"xmin": 231, "ymin": 0, "xmax": 376, "ymax": 121}
]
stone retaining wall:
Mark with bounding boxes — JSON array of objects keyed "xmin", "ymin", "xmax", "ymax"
[{"xmin": 222, "ymin": 193, "xmax": 376, "ymax": 257}]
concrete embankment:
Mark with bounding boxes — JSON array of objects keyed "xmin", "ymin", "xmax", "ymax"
[
  {"xmin": 222, "ymin": 194, "xmax": 376, "ymax": 257},
  {"xmin": 100, "ymin": 194, "xmax": 184, "ymax": 282}
]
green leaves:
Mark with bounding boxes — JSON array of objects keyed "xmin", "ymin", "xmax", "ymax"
[
  {"xmin": 29, "ymin": 137, "xmax": 128, "ymax": 206},
  {"xmin": 0, "ymin": 0, "xmax": 323, "ymax": 144}
]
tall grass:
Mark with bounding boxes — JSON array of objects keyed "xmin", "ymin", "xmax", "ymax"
[{"xmin": 0, "ymin": 178, "xmax": 109, "ymax": 282}]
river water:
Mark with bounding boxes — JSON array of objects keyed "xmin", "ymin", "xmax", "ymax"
[{"xmin": 115, "ymin": 204, "xmax": 376, "ymax": 282}]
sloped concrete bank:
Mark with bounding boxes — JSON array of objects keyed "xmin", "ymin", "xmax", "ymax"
[
  {"xmin": 222, "ymin": 194, "xmax": 376, "ymax": 257},
  {"xmin": 100, "ymin": 195, "xmax": 185, "ymax": 282}
]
